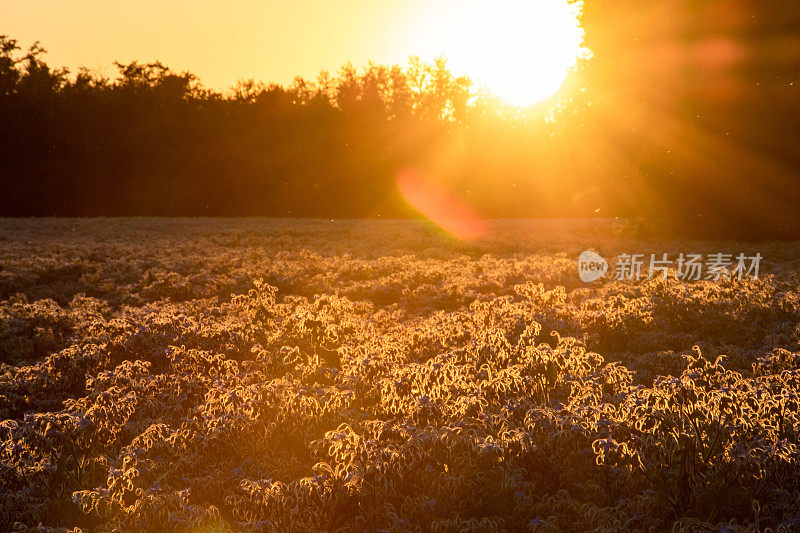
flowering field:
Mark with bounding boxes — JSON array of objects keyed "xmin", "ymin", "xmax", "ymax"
[{"xmin": 1, "ymin": 219, "xmax": 800, "ymax": 532}]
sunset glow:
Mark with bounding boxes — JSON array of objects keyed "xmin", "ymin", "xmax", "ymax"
[
  {"xmin": 405, "ymin": 0, "xmax": 587, "ymax": 107},
  {"xmin": 4, "ymin": 0, "xmax": 800, "ymax": 530}
]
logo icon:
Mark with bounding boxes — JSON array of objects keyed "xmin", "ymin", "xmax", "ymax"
[{"xmin": 578, "ymin": 250, "xmax": 608, "ymax": 282}]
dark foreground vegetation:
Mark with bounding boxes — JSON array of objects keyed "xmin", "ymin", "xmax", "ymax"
[
  {"xmin": 1, "ymin": 219, "xmax": 800, "ymax": 531},
  {"xmin": 2, "ymin": 0, "xmax": 800, "ymax": 238}
]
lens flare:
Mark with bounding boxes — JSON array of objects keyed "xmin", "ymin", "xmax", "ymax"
[{"xmin": 396, "ymin": 169, "xmax": 488, "ymax": 240}]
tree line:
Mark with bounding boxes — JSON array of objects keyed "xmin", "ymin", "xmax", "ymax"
[{"xmin": 0, "ymin": 38, "xmax": 479, "ymax": 218}]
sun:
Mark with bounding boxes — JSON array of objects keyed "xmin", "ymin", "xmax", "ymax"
[{"xmin": 405, "ymin": 0, "xmax": 586, "ymax": 107}]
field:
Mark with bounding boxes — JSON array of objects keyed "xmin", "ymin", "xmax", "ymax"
[{"xmin": 1, "ymin": 218, "xmax": 800, "ymax": 532}]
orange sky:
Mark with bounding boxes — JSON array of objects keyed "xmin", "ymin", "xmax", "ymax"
[{"xmin": 3, "ymin": 0, "xmax": 431, "ymax": 90}]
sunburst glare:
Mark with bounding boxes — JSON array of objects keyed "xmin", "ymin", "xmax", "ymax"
[{"xmin": 404, "ymin": 0, "xmax": 588, "ymax": 107}]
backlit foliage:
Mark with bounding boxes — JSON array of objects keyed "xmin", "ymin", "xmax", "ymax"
[{"xmin": 1, "ymin": 219, "xmax": 799, "ymax": 531}]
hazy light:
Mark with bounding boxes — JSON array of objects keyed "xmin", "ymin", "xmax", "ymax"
[{"xmin": 403, "ymin": 0, "xmax": 587, "ymax": 107}]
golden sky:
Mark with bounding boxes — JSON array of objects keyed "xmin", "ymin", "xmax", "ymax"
[{"xmin": 3, "ymin": 0, "xmax": 430, "ymax": 90}]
